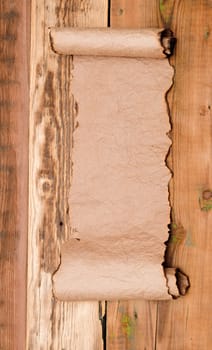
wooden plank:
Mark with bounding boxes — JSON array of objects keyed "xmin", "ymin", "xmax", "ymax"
[
  {"xmin": 27, "ymin": 1, "xmax": 108, "ymax": 349},
  {"xmin": 107, "ymin": 300, "xmax": 158, "ymax": 349},
  {"xmin": 156, "ymin": 1, "xmax": 212, "ymax": 349},
  {"xmin": 0, "ymin": 1, "xmax": 29, "ymax": 349},
  {"xmin": 108, "ymin": 0, "xmax": 212, "ymax": 349}
]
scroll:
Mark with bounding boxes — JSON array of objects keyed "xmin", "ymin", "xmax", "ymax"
[{"xmin": 50, "ymin": 28, "xmax": 189, "ymax": 300}]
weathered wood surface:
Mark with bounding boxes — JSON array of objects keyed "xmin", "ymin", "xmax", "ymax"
[
  {"xmin": 2, "ymin": 0, "xmax": 211, "ymax": 348},
  {"xmin": 0, "ymin": 1, "xmax": 29, "ymax": 349},
  {"xmin": 107, "ymin": 0, "xmax": 212, "ymax": 349},
  {"xmin": 157, "ymin": 1, "xmax": 212, "ymax": 349},
  {"xmin": 28, "ymin": 1, "xmax": 108, "ymax": 349}
]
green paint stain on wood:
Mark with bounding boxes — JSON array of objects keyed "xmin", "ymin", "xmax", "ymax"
[
  {"xmin": 121, "ymin": 314, "xmax": 135, "ymax": 338},
  {"xmin": 109, "ymin": 332, "xmax": 116, "ymax": 340},
  {"xmin": 159, "ymin": 0, "xmax": 173, "ymax": 25},
  {"xmin": 185, "ymin": 231, "xmax": 195, "ymax": 247},
  {"xmin": 199, "ymin": 191, "xmax": 212, "ymax": 211},
  {"xmin": 201, "ymin": 200, "xmax": 212, "ymax": 211},
  {"xmin": 170, "ymin": 234, "xmax": 181, "ymax": 244},
  {"xmin": 160, "ymin": 0, "xmax": 165, "ymax": 13},
  {"xmin": 172, "ymin": 223, "xmax": 177, "ymax": 229}
]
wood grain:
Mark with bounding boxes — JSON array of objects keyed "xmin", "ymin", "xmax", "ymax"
[
  {"xmin": 108, "ymin": 0, "xmax": 212, "ymax": 349},
  {"xmin": 107, "ymin": 300, "xmax": 158, "ymax": 349},
  {"xmin": 111, "ymin": 0, "xmax": 160, "ymax": 28},
  {"xmin": 28, "ymin": 1, "xmax": 107, "ymax": 349},
  {"xmin": 0, "ymin": 1, "xmax": 29, "ymax": 349},
  {"xmin": 157, "ymin": 1, "xmax": 212, "ymax": 348}
]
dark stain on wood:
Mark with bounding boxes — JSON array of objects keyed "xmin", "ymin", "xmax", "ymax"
[
  {"xmin": 36, "ymin": 63, "xmax": 43, "ymax": 78},
  {"xmin": 36, "ymin": 71, "xmax": 59, "ymax": 273},
  {"xmin": 43, "ymin": 71, "xmax": 55, "ymax": 109},
  {"xmin": 0, "ymin": 1, "xmax": 29, "ymax": 348},
  {"xmin": 0, "ymin": 34, "xmax": 17, "ymax": 41},
  {"xmin": 0, "ymin": 10, "xmax": 20, "ymax": 20},
  {"xmin": 0, "ymin": 56, "xmax": 15, "ymax": 65}
]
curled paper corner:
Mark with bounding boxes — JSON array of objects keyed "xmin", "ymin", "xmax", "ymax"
[
  {"xmin": 159, "ymin": 28, "xmax": 176, "ymax": 57},
  {"xmin": 48, "ymin": 26, "xmax": 57, "ymax": 55},
  {"xmin": 164, "ymin": 268, "xmax": 190, "ymax": 299},
  {"xmin": 175, "ymin": 269, "xmax": 190, "ymax": 296},
  {"xmin": 161, "ymin": 37, "xmax": 190, "ymax": 300}
]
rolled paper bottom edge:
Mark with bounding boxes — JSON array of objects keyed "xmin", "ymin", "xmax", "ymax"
[{"xmin": 164, "ymin": 267, "xmax": 190, "ymax": 298}]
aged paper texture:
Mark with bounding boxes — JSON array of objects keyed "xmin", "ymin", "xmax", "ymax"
[{"xmin": 51, "ymin": 29, "xmax": 179, "ymax": 300}]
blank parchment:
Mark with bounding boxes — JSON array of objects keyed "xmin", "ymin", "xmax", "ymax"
[{"xmin": 50, "ymin": 28, "xmax": 185, "ymax": 300}]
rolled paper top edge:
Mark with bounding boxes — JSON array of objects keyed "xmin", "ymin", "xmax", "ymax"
[{"xmin": 49, "ymin": 27, "xmax": 175, "ymax": 58}]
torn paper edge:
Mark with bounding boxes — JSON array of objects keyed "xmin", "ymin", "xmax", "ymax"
[{"xmin": 163, "ymin": 41, "xmax": 190, "ymax": 298}]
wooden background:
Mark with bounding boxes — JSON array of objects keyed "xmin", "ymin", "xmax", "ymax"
[{"xmin": 0, "ymin": 0, "xmax": 212, "ymax": 349}]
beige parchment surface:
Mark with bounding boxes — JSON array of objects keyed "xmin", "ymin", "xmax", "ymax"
[{"xmin": 51, "ymin": 29, "xmax": 177, "ymax": 300}]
